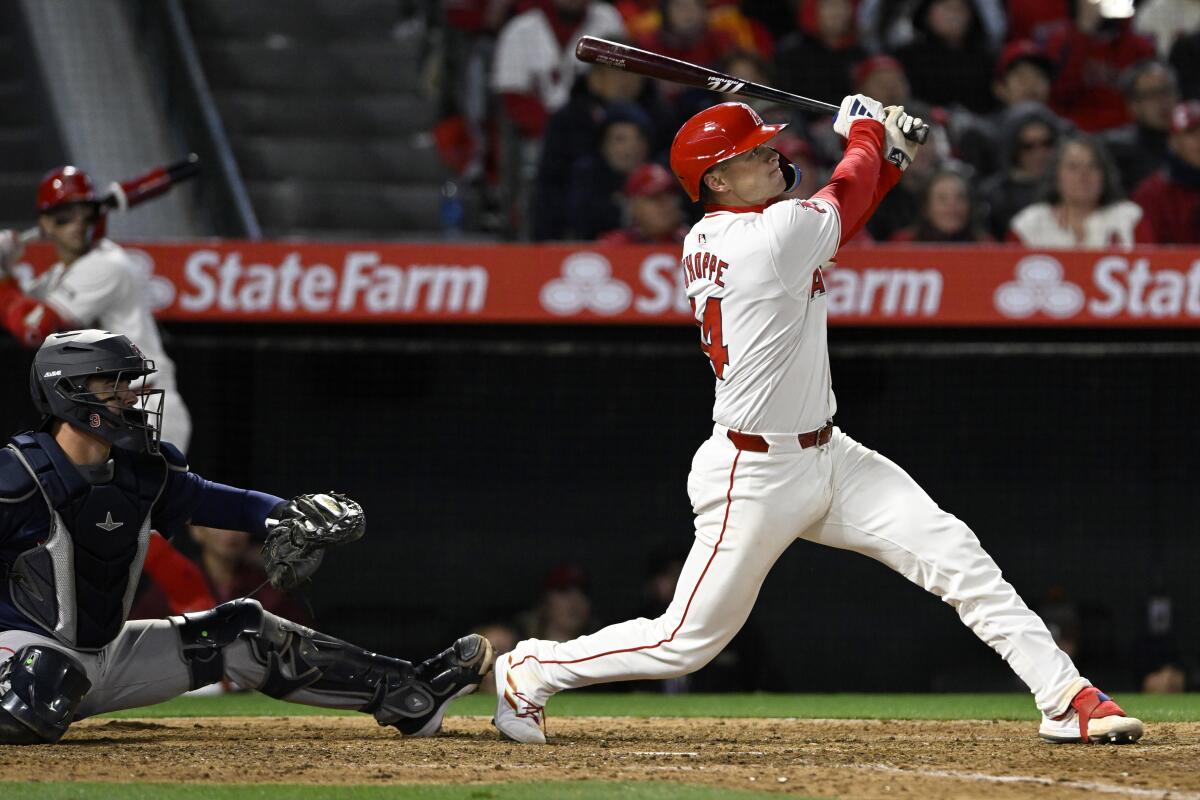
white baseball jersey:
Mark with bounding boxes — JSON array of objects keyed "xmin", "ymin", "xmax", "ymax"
[
  {"xmin": 682, "ymin": 199, "xmax": 843, "ymax": 435},
  {"xmin": 491, "ymin": 4, "xmax": 626, "ymax": 114},
  {"xmin": 29, "ymin": 239, "xmax": 178, "ymax": 395},
  {"xmin": 1009, "ymin": 200, "xmax": 1142, "ymax": 248}
]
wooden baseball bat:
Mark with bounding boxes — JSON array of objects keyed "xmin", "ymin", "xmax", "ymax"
[
  {"xmin": 575, "ymin": 36, "xmax": 928, "ymax": 144},
  {"xmin": 18, "ymin": 153, "xmax": 202, "ymax": 243}
]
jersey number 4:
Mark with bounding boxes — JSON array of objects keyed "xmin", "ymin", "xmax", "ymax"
[{"xmin": 694, "ymin": 297, "xmax": 729, "ymax": 379}]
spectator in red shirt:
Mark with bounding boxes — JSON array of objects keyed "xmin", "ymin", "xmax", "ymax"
[
  {"xmin": 1133, "ymin": 101, "xmax": 1200, "ymax": 244},
  {"xmin": 993, "ymin": 39, "xmax": 1054, "ymax": 108},
  {"xmin": 1006, "ymin": 0, "xmax": 1070, "ymax": 45},
  {"xmin": 890, "ymin": 165, "xmax": 995, "ymax": 242},
  {"xmin": 598, "ymin": 163, "xmax": 688, "ymax": 244},
  {"xmin": 1044, "ymin": 0, "xmax": 1156, "ymax": 132}
]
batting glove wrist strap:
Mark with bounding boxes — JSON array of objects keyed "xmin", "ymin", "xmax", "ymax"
[{"xmin": 883, "ymin": 106, "xmax": 923, "ymax": 172}]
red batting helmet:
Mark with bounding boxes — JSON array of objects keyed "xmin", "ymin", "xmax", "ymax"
[
  {"xmin": 36, "ymin": 166, "xmax": 97, "ymax": 215},
  {"xmin": 669, "ymin": 102, "xmax": 787, "ymax": 202}
]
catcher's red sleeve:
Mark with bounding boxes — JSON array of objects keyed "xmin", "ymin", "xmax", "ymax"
[
  {"xmin": 0, "ymin": 279, "xmax": 70, "ymax": 347},
  {"xmin": 142, "ymin": 532, "xmax": 217, "ymax": 614}
]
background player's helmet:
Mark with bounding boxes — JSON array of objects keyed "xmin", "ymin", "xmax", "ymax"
[
  {"xmin": 670, "ymin": 102, "xmax": 792, "ymax": 201},
  {"xmin": 35, "ymin": 166, "xmax": 97, "ymax": 215},
  {"xmin": 29, "ymin": 330, "xmax": 163, "ymax": 455}
]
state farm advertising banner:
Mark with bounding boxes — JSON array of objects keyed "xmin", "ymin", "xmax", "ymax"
[{"xmin": 15, "ymin": 242, "xmax": 1200, "ymax": 326}]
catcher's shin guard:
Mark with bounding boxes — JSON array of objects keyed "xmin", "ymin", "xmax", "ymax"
[
  {"xmin": 0, "ymin": 646, "xmax": 91, "ymax": 744},
  {"xmin": 245, "ymin": 611, "xmax": 493, "ymax": 734}
]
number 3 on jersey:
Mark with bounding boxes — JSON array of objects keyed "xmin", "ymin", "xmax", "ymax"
[{"xmin": 693, "ymin": 296, "xmax": 729, "ymax": 379}]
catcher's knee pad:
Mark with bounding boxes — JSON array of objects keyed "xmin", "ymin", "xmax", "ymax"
[
  {"xmin": 171, "ymin": 599, "xmax": 265, "ymax": 690},
  {"xmin": 0, "ymin": 645, "xmax": 91, "ymax": 744},
  {"xmin": 247, "ymin": 616, "xmax": 431, "ymax": 725}
]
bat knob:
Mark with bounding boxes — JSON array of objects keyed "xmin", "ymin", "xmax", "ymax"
[{"xmin": 906, "ymin": 123, "xmax": 930, "ymax": 145}]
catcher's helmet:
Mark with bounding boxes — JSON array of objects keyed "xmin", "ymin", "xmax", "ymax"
[
  {"xmin": 670, "ymin": 102, "xmax": 793, "ymax": 202},
  {"xmin": 36, "ymin": 166, "xmax": 97, "ymax": 215},
  {"xmin": 30, "ymin": 330, "xmax": 163, "ymax": 454}
]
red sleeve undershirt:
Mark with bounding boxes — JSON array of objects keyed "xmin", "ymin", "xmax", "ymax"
[
  {"xmin": 811, "ymin": 121, "xmax": 899, "ymax": 247},
  {"xmin": 0, "ymin": 278, "xmax": 70, "ymax": 347}
]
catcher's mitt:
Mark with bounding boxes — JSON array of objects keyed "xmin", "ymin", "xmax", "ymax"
[{"xmin": 263, "ymin": 492, "xmax": 365, "ymax": 590}]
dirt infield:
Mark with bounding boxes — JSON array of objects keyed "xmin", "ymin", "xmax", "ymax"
[{"xmin": 3, "ymin": 716, "xmax": 1198, "ymax": 799}]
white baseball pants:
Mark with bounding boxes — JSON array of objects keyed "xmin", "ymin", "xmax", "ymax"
[{"xmin": 508, "ymin": 426, "xmax": 1086, "ymax": 717}]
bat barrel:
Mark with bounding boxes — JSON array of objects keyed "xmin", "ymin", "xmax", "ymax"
[{"xmin": 577, "ymin": 36, "xmax": 839, "ymax": 115}]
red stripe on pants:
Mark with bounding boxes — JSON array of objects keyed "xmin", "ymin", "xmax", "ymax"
[{"xmin": 512, "ymin": 449, "xmax": 742, "ymax": 669}]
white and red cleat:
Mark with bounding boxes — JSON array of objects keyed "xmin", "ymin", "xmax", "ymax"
[
  {"xmin": 1039, "ymin": 687, "xmax": 1144, "ymax": 744},
  {"xmin": 492, "ymin": 652, "xmax": 548, "ymax": 744}
]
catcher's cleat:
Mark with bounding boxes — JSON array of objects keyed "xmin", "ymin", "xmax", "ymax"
[
  {"xmin": 492, "ymin": 652, "xmax": 548, "ymax": 744},
  {"xmin": 394, "ymin": 634, "xmax": 494, "ymax": 737},
  {"xmin": 1038, "ymin": 687, "xmax": 1144, "ymax": 744}
]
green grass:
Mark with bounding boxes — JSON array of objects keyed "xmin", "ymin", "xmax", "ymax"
[
  {"xmin": 3, "ymin": 783, "xmax": 791, "ymax": 800},
  {"xmin": 98, "ymin": 691, "xmax": 1200, "ymax": 722}
]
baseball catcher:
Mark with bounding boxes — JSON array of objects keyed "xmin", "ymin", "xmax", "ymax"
[{"xmin": 0, "ymin": 330, "xmax": 492, "ymax": 744}]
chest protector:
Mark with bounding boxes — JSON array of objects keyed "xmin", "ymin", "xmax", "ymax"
[{"xmin": 4, "ymin": 433, "xmax": 166, "ymax": 651}]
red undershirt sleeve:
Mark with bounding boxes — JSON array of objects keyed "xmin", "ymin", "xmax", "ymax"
[
  {"xmin": 0, "ymin": 278, "xmax": 71, "ymax": 347},
  {"xmin": 842, "ymin": 162, "xmax": 903, "ymax": 244},
  {"xmin": 811, "ymin": 121, "xmax": 888, "ymax": 247}
]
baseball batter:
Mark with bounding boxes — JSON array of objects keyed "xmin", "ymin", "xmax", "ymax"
[
  {"xmin": 494, "ymin": 96, "xmax": 1144, "ymax": 746},
  {"xmin": 0, "ymin": 167, "xmax": 191, "ymax": 451},
  {"xmin": 0, "ymin": 330, "xmax": 493, "ymax": 744}
]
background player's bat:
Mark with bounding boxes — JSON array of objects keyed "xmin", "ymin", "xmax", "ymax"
[
  {"xmin": 575, "ymin": 36, "xmax": 929, "ymax": 144},
  {"xmin": 18, "ymin": 153, "xmax": 202, "ymax": 243}
]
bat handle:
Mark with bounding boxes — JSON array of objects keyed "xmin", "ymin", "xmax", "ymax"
[{"xmin": 906, "ymin": 123, "xmax": 930, "ymax": 145}]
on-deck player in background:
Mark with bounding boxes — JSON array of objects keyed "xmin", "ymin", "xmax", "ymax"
[
  {"xmin": 494, "ymin": 96, "xmax": 1144, "ymax": 746},
  {"xmin": 0, "ymin": 166, "xmax": 191, "ymax": 452},
  {"xmin": 0, "ymin": 330, "xmax": 493, "ymax": 744}
]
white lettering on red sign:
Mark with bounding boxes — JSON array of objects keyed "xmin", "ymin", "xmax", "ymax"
[
  {"xmin": 1090, "ymin": 256, "xmax": 1200, "ymax": 318},
  {"xmin": 634, "ymin": 253, "xmax": 691, "ymax": 315},
  {"xmin": 178, "ymin": 250, "xmax": 488, "ymax": 315},
  {"xmin": 826, "ymin": 268, "xmax": 943, "ymax": 316}
]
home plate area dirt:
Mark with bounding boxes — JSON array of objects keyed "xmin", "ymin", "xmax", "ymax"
[{"xmin": 2, "ymin": 716, "xmax": 1198, "ymax": 799}]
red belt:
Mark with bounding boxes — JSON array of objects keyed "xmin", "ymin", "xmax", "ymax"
[{"xmin": 726, "ymin": 423, "xmax": 833, "ymax": 453}]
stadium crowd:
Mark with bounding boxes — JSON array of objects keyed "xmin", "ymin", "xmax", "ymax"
[{"xmin": 435, "ymin": 0, "xmax": 1200, "ymax": 246}]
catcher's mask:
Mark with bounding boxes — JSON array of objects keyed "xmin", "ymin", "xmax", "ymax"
[{"xmin": 30, "ymin": 329, "xmax": 164, "ymax": 455}]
